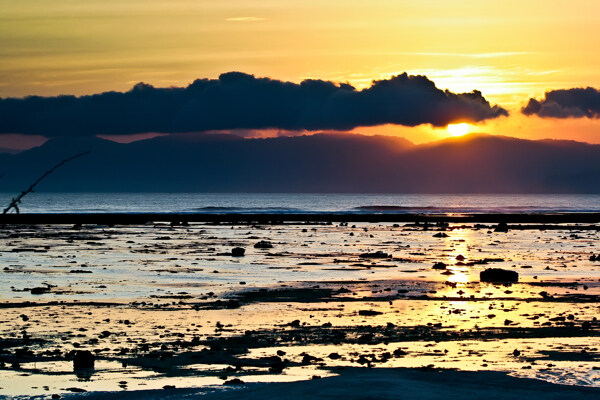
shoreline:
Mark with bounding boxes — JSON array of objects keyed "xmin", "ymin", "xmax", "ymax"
[{"xmin": 1, "ymin": 212, "xmax": 600, "ymax": 225}]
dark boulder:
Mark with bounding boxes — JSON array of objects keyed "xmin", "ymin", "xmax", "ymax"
[
  {"xmin": 480, "ymin": 268, "xmax": 518, "ymax": 283},
  {"xmin": 495, "ymin": 222, "xmax": 509, "ymax": 232},
  {"xmin": 73, "ymin": 350, "xmax": 95, "ymax": 369},
  {"xmin": 231, "ymin": 247, "xmax": 245, "ymax": 257},
  {"xmin": 432, "ymin": 262, "xmax": 447, "ymax": 270}
]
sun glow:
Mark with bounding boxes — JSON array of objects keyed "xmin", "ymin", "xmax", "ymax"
[{"xmin": 447, "ymin": 123, "xmax": 470, "ymax": 137}]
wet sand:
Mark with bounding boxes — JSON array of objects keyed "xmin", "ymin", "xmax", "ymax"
[
  {"xmin": 50, "ymin": 368, "xmax": 600, "ymax": 400},
  {"xmin": 0, "ymin": 216, "xmax": 599, "ymax": 397}
]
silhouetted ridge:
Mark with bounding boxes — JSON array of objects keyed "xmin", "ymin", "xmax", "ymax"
[{"xmin": 0, "ymin": 133, "xmax": 598, "ymax": 193}]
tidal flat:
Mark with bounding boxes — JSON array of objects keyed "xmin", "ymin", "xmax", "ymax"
[{"xmin": 0, "ymin": 220, "xmax": 599, "ymax": 398}]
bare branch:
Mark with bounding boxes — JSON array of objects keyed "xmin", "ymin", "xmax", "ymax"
[{"xmin": 3, "ymin": 151, "xmax": 90, "ymax": 214}]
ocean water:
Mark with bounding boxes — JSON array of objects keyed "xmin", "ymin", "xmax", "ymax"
[{"xmin": 0, "ymin": 193, "xmax": 599, "ymax": 214}]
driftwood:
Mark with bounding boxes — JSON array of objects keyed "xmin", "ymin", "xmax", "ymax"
[{"xmin": 3, "ymin": 151, "xmax": 90, "ymax": 214}]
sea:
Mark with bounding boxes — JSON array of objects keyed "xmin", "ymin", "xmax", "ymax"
[{"xmin": 0, "ymin": 193, "xmax": 599, "ymax": 214}]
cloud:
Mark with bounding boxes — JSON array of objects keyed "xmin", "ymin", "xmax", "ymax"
[
  {"xmin": 225, "ymin": 17, "xmax": 265, "ymax": 22},
  {"xmin": 522, "ymin": 87, "xmax": 600, "ymax": 118},
  {"xmin": 0, "ymin": 72, "xmax": 508, "ymax": 137},
  {"xmin": 403, "ymin": 51, "xmax": 530, "ymax": 58}
]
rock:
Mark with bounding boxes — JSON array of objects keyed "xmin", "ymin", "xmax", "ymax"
[
  {"xmin": 456, "ymin": 255, "xmax": 466, "ymax": 261},
  {"xmin": 582, "ymin": 321, "xmax": 591, "ymax": 330},
  {"xmin": 301, "ymin": 354, "xmax": 322, "ymax": 364},
  {"xmin": 495, "ymin": 222, "xmax": 509, "ymax": 232},
  {"xmin": 223, "ymin": 378, "xmax": 245, "ymax": 385},
  {"xmin": 65, "ymin": 388, "xmax": 87, "ymax": 393},
  {"xmin": 30, "ymin": 287, "xmax": 49, "ymax": 295},
  {"xmin": 231, "ymin": 247, "xmax": 245, "ymax": 257},
  {"xmin": 359, "ymin": 251, "xmax": 391, "ymax": 259},
  {"xmin": 73, "ymin": 350, "xmax": 95, "ymax": 369},
  {"xmin": 163, "ymin": 385, "xmax": 176, "ymax": 390},
  {"xmin": 264, "ymin": 355, "xmax": 283, "ymax": 364},
  {"xmin": 480, "ymin": 268, "xmax": 518, "ymax": 283},
  {"xmin": 393, "ymin": 348, "xmax": 408, "ymax": 357},
  {"xmin": 264, "ymin": 356, "xmax": 285, "ymax": 373},
  {"xmin": 254, "ymin": 241, "xmax": 273, "ymax": 249},
  {"xmin": 432, "ymin": 262, "xmax": 447, "ymax": 270},
  {"xmin": 358, "ymin": 310, "xmax": 382, "ymax": 316},
  {"xmin": 513, "ymin": 349, "xmax": 521, "ymax": 357},
  {"xmin": 433, "ymin": 232, "xmax": 449, "ymax": 238}
]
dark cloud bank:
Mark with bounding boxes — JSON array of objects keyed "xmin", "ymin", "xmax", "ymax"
[
  {"xmin": 522, "ymin": 87, "xmax": 600, "ymax": 118},
  {"xmin": 0, "ymin": 72, "xmax": 508, "ymax": 136}
]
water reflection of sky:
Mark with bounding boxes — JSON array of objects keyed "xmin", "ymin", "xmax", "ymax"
[{"xmin": 0, "ymin": 222, "xmax": 598, "ymax": 395}]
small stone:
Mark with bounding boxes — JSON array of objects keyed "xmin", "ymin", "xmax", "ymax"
[
  {"xmin": 359, "ymin": 251, "xmax": 391, "ymax": 259},
  {"xmin": 254, "ymin": 241, "xmax": 273, "ymax": 249}
]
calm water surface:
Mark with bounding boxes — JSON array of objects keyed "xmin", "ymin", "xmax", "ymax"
[{"xmin": 0, "ymin": 193, "xmax": 599, "ymax": 214}]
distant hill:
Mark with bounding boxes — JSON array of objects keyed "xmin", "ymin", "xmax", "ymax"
[
  {"xmin": 0, "ymin": 133, "xmax": 598, "ymax": 193},
  {"xmin": 0, "ymin": 148, "xmax": 22, "ymax": 155}
]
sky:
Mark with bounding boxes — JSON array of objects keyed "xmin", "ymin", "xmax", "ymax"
[{"xmin": 0, "ymin": 0, "xmax": 599, "ymax": 148}]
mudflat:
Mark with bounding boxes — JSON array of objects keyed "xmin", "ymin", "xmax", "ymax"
[{"xmin": 0, "ymin": 217, "xmax": 598, "ymax": 397}]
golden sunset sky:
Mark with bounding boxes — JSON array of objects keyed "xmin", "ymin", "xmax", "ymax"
[{"xmin": 1, "ymin": 0, "xmax": 599, "ymax": 144}]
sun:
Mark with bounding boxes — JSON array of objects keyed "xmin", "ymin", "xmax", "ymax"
[{"xmin": 447, "ymin": 123, "xmax": 470, "ymax": 137}]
